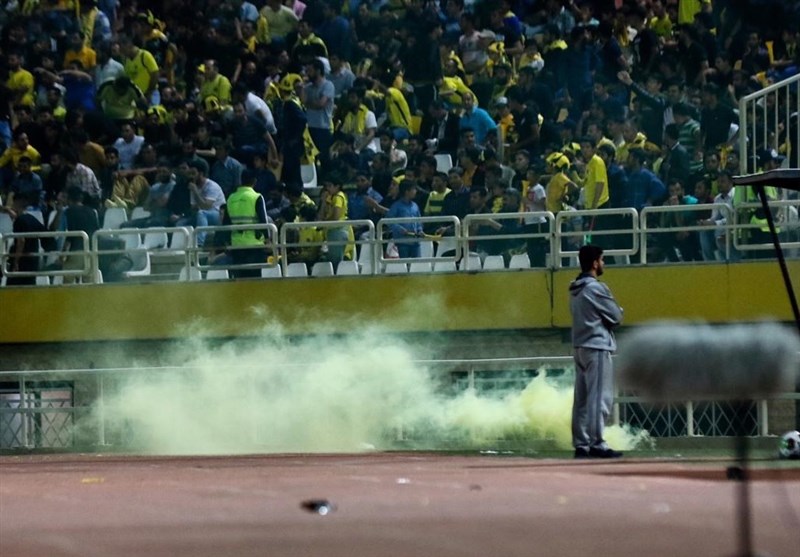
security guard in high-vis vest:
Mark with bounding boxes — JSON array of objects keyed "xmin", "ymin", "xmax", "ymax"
[
  {"xmin": 223, "ymin": 168, "xmax": 269, "ymax": 278},
  {"xmin": 735, "ymin": 149, "xmax": 783, "ymax": 259}
]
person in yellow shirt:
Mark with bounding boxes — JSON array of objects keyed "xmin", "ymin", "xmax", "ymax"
[
  {"xmin": 378, "ymin": 71, "xmax": 413, "ymax": 141},
  {"xmin": 317, "ymin": 180, "xmax": 355, "ymax": 265},
  {"xmin": 649, "ymin": 0, "xmax": 674, "ymax": 39},
  {"xmin": 119, "ymin": 34, "xmax": 159, "ymax": 103},
  {"xmin": 63, "ymin": 31, "xmax": 97, "ymax": 71},
  {"xmin": 439, "ymin": 54, "xmax": 475, "ymax": 108},
  {"xmin": 678, "ymin": 0, "xmax": 712, "ymax": 26},
  {"xmin": 6, "ymin": 52, "xmax": 35, "ymax": 107},
  {"xmin": 0, "ymin": 131, "xmax": 42, "ymax": 180},
  {"xmin": 260, "ymin": 0, "xmax": 299, "ymax": 45},
  {"xmin": 578, "ymin": 138, "xmax": 609, "ymax": 210},
  {"xmin": 199, "ymin": 59, "xmax": 232, "ymax": 109},
  {"xmin": 545, "ymin": 152, "xmax": 578, "ymax": 214}
]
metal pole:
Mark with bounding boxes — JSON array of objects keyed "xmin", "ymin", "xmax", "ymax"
[{"xmin": 754, "ymin": 185, "xmax": 800, "ymax": 430}]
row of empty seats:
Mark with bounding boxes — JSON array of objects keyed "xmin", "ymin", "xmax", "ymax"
[{"xmin": 178, "ymin": 253, "xmax": 532, "ymax": 281}]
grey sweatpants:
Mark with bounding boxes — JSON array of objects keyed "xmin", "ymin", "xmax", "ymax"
[{"xmin": 572, "ymin": 347, "xmax": 614, "ymax": 451}]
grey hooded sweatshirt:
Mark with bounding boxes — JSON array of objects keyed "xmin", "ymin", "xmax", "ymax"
[{"xmin": 569, "ymin": 273, "xmax": 623, "ymax": 351}]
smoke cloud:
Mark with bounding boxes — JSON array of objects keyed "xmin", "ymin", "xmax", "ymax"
[{"xmin": 90, "ymin": 329, "xmax": 650, "ymax": 455}]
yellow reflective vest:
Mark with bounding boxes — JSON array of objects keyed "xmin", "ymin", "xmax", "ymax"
[{"xmin": 227, "ymin": 186, "xmax": 263, "ymax": 247}]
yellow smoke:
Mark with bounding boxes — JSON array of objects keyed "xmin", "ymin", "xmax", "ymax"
[{"xmin": 92, "ymin": 330, "xmax": 650, "ymax": 455}]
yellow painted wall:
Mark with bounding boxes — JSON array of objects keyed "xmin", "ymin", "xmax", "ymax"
[
  {"xmin": 1, "ymin": 262, "xmax": 798, "ymax": 344},
  {"xmin": 0, "ymin": 272, "xmax": 553, "ymax": 343},
  {"xmin": 553, "ymin": 261, "xmax": 800, "ymax": 326}
]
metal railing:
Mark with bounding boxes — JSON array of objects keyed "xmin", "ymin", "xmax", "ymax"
[
  {"xmin": 1, "ymin": 358, "xmax": 796, "ymax": 450},
  {"xmin": 640, "ymin": 203, "xmax": 734, "ymax": 264},
  {"xmin": 555, "ymin": 207, "xmax": 640, "ymax": 267},
  {"xmin": 2, "ymin": 203, "xmax": 800, "ymax": 287},
  {"xmin": 1, "ymin": 230, "xmax": 91, "ymax": 283},
  {"xmin": 739, "ymin": 71, "xmax": 800, "ymax": 174},
  {"xmin": 377, "ymin": 215, "xmax": 461, "ymax": 269},
  {"xmin": 279, "ymin": 219, "xmax": 374, "ymax": 274}
]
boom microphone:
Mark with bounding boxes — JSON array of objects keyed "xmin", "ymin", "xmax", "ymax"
[{"xmin": 617, "ymin": 322, "xmax": 800, "ymax": 401}]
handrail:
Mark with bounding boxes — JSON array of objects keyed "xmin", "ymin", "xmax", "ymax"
[
  {"xmin": 739, "ymin": 72, "xmax": 800, "ymax": 174},
  {"xmin": 462, "ymin": 211, "xmax": 554, "ymax": 269},
  {"xmin": 640, "ymin": 203, "xmax": 733, "ymax": 264},
  {"xmin": 1, "ymin": 206, "xmax": 799, "ymax": 287},
  {"xmin": 1, "ymin": 230, "xmax": 91, "ymax": 279},
  {"xmin": 376, "ymin": 215, "xmax": 461, "ymax": 267},
  {"xmin": 554, "ymin": 208, "xmax": 639, "ymax": 268},
  {"xmin": 191, "ymin": 223, "xmax": 278, "ymax": 273},
  {"xmin": 280, "ymin": 219, "xmax": 374, "ymax": 275}
]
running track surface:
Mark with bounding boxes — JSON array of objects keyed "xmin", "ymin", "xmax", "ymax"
[{"xmin": 1, "ymin": 453, "xmax": 798, "ymax": 557}]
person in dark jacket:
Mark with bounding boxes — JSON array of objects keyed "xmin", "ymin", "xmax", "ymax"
[{"xmin": 570, "ymin": 244, "xmax": 624, "ymax": 459}]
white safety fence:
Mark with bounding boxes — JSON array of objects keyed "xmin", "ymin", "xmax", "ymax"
[
  {"xmin": 1, "ymin": 202, "xmax": 800, "ymax": 286},
  {"xmin": 739, "ymin": 71, "xmax": 800, "ymax": 174},
  {"xmin": 0, "ymin": 358, "xmax": 796, "ymax": 450}
]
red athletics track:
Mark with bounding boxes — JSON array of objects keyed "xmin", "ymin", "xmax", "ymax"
[{"xmin": 1, "ymin": 453, "xmax": 799, "ymax": 557}]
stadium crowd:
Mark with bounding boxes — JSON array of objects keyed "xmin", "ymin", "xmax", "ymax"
[{"xmin": 1, "ymin": 0, "xmax": 800, "ymax": 283}]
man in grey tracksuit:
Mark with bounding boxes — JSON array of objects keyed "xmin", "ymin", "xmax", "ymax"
[{"xmin": 570, "ymin": 245, "xmax": 624, "ymax": 459}]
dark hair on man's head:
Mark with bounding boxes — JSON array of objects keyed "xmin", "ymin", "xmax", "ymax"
[
  {"xmin": 399, "ymin": 179, "xmax": 417, "ymax": 196},
  {"xmin": 664, "ymin": 123, "xmax": 680, "ymax": 141},
  {"xmin": 66, "ymin": 185, "xmax": 84, "ymax": 203},
  {"xmin": 597, "ymin": 143, "xmax": 616, "ymax": 160},
  {"xmin": 579, "ymin": 244, "xmax": 603, "ymax": 272}
]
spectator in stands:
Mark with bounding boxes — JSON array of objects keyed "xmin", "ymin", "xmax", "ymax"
[
  {"xmin": 118, "ymin": 34, "xmax": 159, "ymax": 105},
  {"xmin": 113, "ymin": 122, "xmax": 145, "ymax": 170},
  {"xmin": 420, "ymin": 99, "xmax": 461, "ymax": 158},
  {"xmin": 693, "ymin": 177, "xmax": 717, "ymax": 261},
  {"xmin": 53, "ymin": 185, "xmax": 100, "ymax": 283},
  {"xmin": 6, "ymin": 156, "xmax": 44, "ymax": 212},
  {"xmin": 378, "ymin": 130, "xmax": 408, "ymax": 174},
  {"xmin": 460, "ymin": 92, "xmax": 499, "ymax": 153},
  {"xmin": 6, "ymin": 51, "xmax": 35, "ymax": 108},
  {"xmin": 122, "ymin": 167, "xmax": 176, "ymax": 229},
  {"xmin": 278, "ymin": 73, "xmax": 307, "ymax": 187},
  {"xmin": 328, "ymin": 53, "xmax": 355, "ymax": 99},
  {"xmin": 623, "ymin": 148, "xmax": 667, "ymax": 213},
  {"xmin": 1, "ymin": 192, "xmax": 45, "ymax": 286},
  {"xmin": 209, "ymin": 139, "xmax": 244, "ymax": 197},
  {"xmin": 700, "ymin": 83, "xmax": 737, "ymax": 154},
  {"xmin": 658, "ymin": 178, "xmax": 701, "ymax": 262},
  {"xmin": 660, "ymin": 123, "xmax": 691, "ymax": 188},
  {"xmin": 577, "ymin": 137, "xmax": 609, "ymax": 213},
  {"xmin": 97, "ymin": 76, "xmax": 147, "ymax": 124},
  {"xmin": 317, "ymin": 180, "xmax": 354, "ymax": 267},
  {"xmin": 0, "ymin": 130, "xmax": 41, "ymax": 189},
  {"xmin": 261, "ymin": 0, "xmax": 299, "ymax": 47},
  {"xmin": 348, "ymin": 170, "xmax": 382, "ymax": 234},
  {"xmin": 672, "ymin": 102, "xmax": 703, "ymax": 173},
  {"xmin": 386, "ymin": 180, "xmax": 423, "ymax": 259},
  {"xmin": 338, "ymin": 86, "xmax": 379, "ymax": 167},
  {"xmin": 93, "ymin": 41, "xmax": 124, "ymax": 87},
  {"xmin": 699, "ymin": 170, "xmax": 739, "ymax": 262},
  {"xmin": 199, "ymin": 59, "xmax": 232, "ymax": 111},
  {"xmin": 179, "ymin": 160, "xmax": 225, "ymax": 248}
]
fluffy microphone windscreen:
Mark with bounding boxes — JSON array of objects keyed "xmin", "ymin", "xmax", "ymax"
[{"xmin": 617, "ymin": 322, "xmax": 800, "ymax": 401}]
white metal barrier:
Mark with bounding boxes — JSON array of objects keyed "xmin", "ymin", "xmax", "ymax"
[
  {"xmin": 3, "ymin": 205, "xmax": 800, "ymax": 287},
  {"xmin": 191, "ymin": 223, "xmax": 279, "ymax": 275},
  {"xmin": 640, "ymin": 203, "xmax": 734, "ymax": 264},
  {"xmin": 1, "ymin": 230, "xmax": 91, "ymax": 283},
  {"xmin": 739, "ymin": 72, "xmax": 800, "ymax": 174},
  {"xmin": 0, "ymin": 357, "xmax": 796, "ymax": 450},
  {"xmin": 732, "ymin": 199, "xmax": 800, "ymax": 254},
  {"xmin": 376, "ymin": 216, "xmax": 461, "ymax": 269},
  {"xmin": 554, "ymin": 208, "xmax": 640, "ymax": 268},
  {"xmin": 462, "ymin": 212, "xmax": 554, "ymax": 269},
  {"xmin": 279, "ymin": 219, "xmax": 374, "ymax": 275}
]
